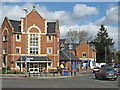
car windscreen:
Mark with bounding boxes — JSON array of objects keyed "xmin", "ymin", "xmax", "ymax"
[
  {"xmin": 35, "ymin": 69, "xmax": 38, "ymax": 71},
  {"xmin": 30, "ymin": 69, "xmax": 33, "ymax": 71},
  {"xmin": 94, "ymin": 67, "xmax": 99, "ymax": 69},
  {"xmin": 105, "ymin": 67, "xmax": 116, "ymax": 72}
]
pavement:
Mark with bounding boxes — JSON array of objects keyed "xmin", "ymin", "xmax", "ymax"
[{"xmin": 0, "ymin": 69, "xmax": 92, "ymax": 79}]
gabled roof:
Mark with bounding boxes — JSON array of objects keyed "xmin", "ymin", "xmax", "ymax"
[
  {"xmin": 64, "ymin": 43, "xmax": 81, "ymax": 50},
  {"xmin": 7, "ymin": 19, "xmax": 56, "ymax": 34},
  {"xmin": 60, "ymin": 39, "xmax": 66, "ymax": 45},
  {"xmin": 9, "ymin": 20, "xmax": 21, "ymax": 33},
  {"xmin": 47, "ymin": 22, "xmax": 56, "ymax": 34},
  {"xmin": 60, "ymin": 50, "xmax": 79, "ymax": 61}
]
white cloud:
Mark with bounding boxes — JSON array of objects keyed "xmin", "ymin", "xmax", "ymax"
[
  {"xmin": 73, "ymin": 4, "xmax": 99, "ymax": 18},
  {"xmin": 2, "ymin": 0, "xmax": 20, "ymax": 2},
  {"xmin": 0, "ymin": 3, "xmax": 118, "ymax": 49},
  {"xmin": 60, "ymin": 23, "xmax": 118, "ymax": 49},
  {"xmin": 0, "ymin": 3, "xmax": 100, "ymax": 26},
  {"xmin": 95, "ymin": 6, "xmax": 119, "ymax": 25}
]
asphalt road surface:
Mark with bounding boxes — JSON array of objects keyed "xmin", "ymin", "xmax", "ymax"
[{"xmin": 2, "ymin": 73, "xmax": 119, "ymax": 88}]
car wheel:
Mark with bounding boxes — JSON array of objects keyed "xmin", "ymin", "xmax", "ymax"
[
  {"xmin": 114, "ymin": 78, "xmax": 117, "ymax": 80},
  {"xmin": 95, "ymin": 75, "xmax": 97, "ymax": 79}
]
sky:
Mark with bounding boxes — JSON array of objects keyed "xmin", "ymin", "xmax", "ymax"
[{"xmin": 0, "ymin": 2, "xmax": 119, "ymax": 50}]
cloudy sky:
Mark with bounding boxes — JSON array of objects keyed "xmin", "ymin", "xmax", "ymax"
[{"xmin": 0, "ymin": 2, "xmax": 119, "ymax": 50}]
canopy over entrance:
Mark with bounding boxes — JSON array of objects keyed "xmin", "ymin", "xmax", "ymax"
[{"xmin": 17, "ymin": 56, "xmax": 52, "ymax": 63}]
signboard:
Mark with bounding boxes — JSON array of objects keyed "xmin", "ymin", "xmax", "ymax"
[
  {"xmin": 72, "ymin": 61, "xmax": 77, "ymax": 70},
  {"xmin": 26, "ymin": 58, "xmax": 33, "ymax": 62}
]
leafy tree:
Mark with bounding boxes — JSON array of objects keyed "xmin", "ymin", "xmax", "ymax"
[{"xmin": 90, "ymin": 25, "xmax": 114, "ymax": 64}]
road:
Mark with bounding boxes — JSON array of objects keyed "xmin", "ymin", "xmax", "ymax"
[{"xmin": 2, "ymin": 72, "xmax": 119, "ymax": 88}]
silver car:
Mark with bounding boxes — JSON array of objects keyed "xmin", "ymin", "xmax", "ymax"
[{"xmin": 95, "ymin": 66, "xmax": 118, "ymax": 80}]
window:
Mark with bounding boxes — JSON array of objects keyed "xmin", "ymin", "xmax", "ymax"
[
  {"xmin": 3, "ymin": 49, "xmax": 7, "ymax": 54},
  {"xmin": 16, "ymin": 47, "xmax": 21, "ymax": 54},
  {"xmin": 82, "ymin": 52, "xmax": 86, "ymax": 57},
  {"xmin": 47, "ymin": 36, "xmax": 52, "ymax": 41},
  {"xmin": 3, "ymin": 35, "xmax": 8, "ymax": 41},
  {"xmin": 47, "ymin": 48, "xmax": 52, "ymax": 54},
  {"xmin": 16, "ymin": 34, "xmax": 21, "ymax": 41},
  {"xmin": 29, "ymin": 34, "xmax": 39, "ymax": 54}
]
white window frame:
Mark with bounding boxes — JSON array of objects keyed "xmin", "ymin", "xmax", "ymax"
[
  {"xmin": 47, "ymin": 47, "xmax": 52, "ymax": 54},
  {"xmin": 29, "ymin": 34, "xmax": 39, "ymax": 55},
  {"xmin": 57, "ymin": 50, "xmax": 59, "ymax": 54},
  {"xmin": 3, "ymin": 49, "xmax": 7, "ymax": 54},
  {"xmin": 3, "ymin": 35, "xmax": 8, "ymax": 41},
  {"xmin": 82, "ymin": 52, "xmax": 86, "ymax": 57},
  {"xmin": 16, "ymin": 34, "xmax": 21, "ymax": 41},
  {"xmin": 47, "ymin": 36, "xmax": 52, "ymax": 42},
  {"xmin": 16, "ymin": 47, "xmax": 21, "ymax": 54}
]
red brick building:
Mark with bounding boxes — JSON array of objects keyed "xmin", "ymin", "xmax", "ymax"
[
  {"xmin": 60, "ymin": 39, "xmax": 96, "ymax": 69},
  {"xmin": 0, "ymin": 7, "xmax": 60, "ymax": 72}
]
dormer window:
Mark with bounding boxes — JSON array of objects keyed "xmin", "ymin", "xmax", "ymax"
[{"xmin": 3, "ymin": 35, "xmax": 8, "ymax": 42}]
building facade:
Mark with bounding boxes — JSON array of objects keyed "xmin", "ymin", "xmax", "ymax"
[
  {"xmin": 60, "ymin": 39, "xmax": 96, "ymax": 69},
  {"xmin": 0, "ymin": 7, "xmax": 60, "ymax": 72}
]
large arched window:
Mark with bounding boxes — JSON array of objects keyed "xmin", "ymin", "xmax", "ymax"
[
  {"xmin": 28, "ymin": 24, "xmax": 41, "ymax": 55},
  {"xmin": 29, "ymin": 34, "xmax": 39, "ymax": 54}
]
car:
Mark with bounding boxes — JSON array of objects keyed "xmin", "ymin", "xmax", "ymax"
[
  {"xmin": 92, "ymin": 66, "xmax": 100, "ymax": 73},
  {"xmin": 113, "ymin": 64, "xmax": 120, "ymax": 68},
  {"xmin": 29, "ymin": 68, "xmax": 39, "ymax": 74},
  {"xmin": 95, "ymin": 66, "xmax": 119, "ymax": 80}
]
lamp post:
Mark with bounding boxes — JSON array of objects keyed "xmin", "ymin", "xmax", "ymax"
[
  {"xmin": 105, "ymin": 46, "xmax": 107, "ymax": 65},
  {"xmin": 69, "ymin": 29, "xmax": 73, "ymax": 76},
  {"xmin": 23, "ymin": 8, "xmax": 28, "ymax": 77}
]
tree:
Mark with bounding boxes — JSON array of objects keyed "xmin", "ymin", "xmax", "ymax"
[
  {"xmin": 66, "ymin": 30, "xmax": 78, "ymax": 43},
  {"xmin": 90, "ymin": 25, "xmax": 115, "ymax": 64},
  {"xmin": 78, "ymin": 31, "xmax": 93, "ymax": 43},
  {"xmin": 66, "ymin": 29, "xmax": 92, "ymax": 43}
]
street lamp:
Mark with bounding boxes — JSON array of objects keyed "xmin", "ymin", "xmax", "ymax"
[
  {"xmin": 23, "ymin": 8, "xmax": 28, "ymax": 77},
  {"xmin": 69, "ymin": 29, "xmax": 73, "ymax": 76},
  {"xmin": 105, "ymin": 46, "xmax": 107, "ymax": 65},
  {"xmin": 69, "ymin": 43, "xmax": 73, "ymax": 76}
]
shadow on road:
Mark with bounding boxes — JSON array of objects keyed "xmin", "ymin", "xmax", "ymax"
[{"xmin": 92, "ymin": 77, "xmax": 118, "ymax": 82}]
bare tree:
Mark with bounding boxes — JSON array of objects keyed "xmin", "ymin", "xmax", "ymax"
[
  {"xmin": 78, "ymin": 31, "xmax": 93, "ymax": 43},
  {"xmin": 66, "ymin": 30, "xmax": 78, "ymax": 43},
  {"xmin": 65, "ymin": 29, "xmax": 93, "ymax": 43}
]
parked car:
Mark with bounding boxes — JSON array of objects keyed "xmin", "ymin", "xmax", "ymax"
[
  {"xmin": 92, "ymin": 66, "xmax": 100, "ymax": 73},
  {"xmin": 113, "ymin": 64, "xmax": 120, "ymax": 68},
  {"xmin": 95, "ymin": 66, "xmax": 118, "ymax": 80},
  {"xmin": 29, "ymin": 68, "xmax": 39, "ymax": 74}
]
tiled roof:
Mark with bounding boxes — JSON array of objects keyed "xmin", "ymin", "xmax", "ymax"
[
  {"xmin": 59, "ymin": 50, "xmax": 79, "ymax": 61},
  {"xmin": 9, "ymin": 20, "xmax": 21, "ymax": 33},
  {"xmin": 64, "ymin": 43, "xmax": 80, "ymax": 50},
  {"xmin": 17, "ymin": 56, "xmax": 52, "ymax": 62},
  {"xmin": 60, "ymin": 39, "xmax": 66, "ymax": 45},
  {"xmin": 9, "ymin": 19, "xmax": 56, "ymax": 34},
  {"xmin": 47, "ymin": 22, "xmax": 56, "ymax": 34}
]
